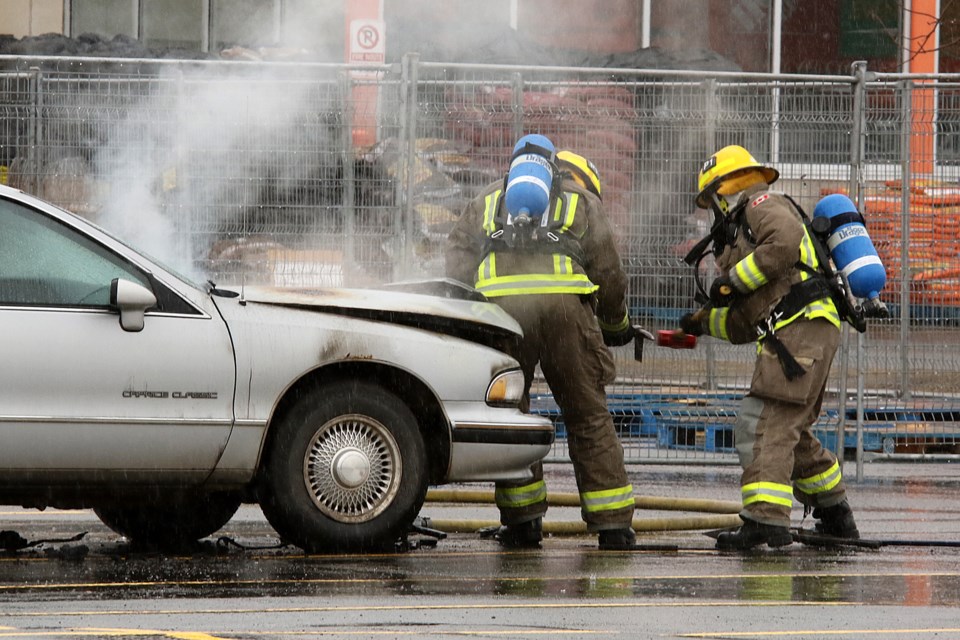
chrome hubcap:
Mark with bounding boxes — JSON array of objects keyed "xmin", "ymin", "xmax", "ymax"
[
  {"xmin": 304, "ymin": 414, "xmax": 401, "ymax": 523},
  {"xmin": 332, "ymin": 448, "xmax": 370, "ymax": 488}
]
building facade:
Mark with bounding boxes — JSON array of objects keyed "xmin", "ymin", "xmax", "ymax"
[{"xmin": 1, "ymin": 1, "xmax": 956, "ymax": 74}]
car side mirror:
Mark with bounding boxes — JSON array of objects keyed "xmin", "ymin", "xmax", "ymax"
[{"xmin": 110, "ymin": 278, "xmax": 157, "ymax": 332}]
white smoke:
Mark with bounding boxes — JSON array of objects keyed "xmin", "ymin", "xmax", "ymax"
[{"xmin": 91, "ymin": 64, "xmax": 333, "ymax": 284}]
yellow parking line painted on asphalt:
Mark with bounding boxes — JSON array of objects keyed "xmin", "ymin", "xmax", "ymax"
[
  {"xmin": 679, "ymin": 630, "xmax": 960, "ymax": 638},
  {"xmin": 85, "ymin": 630, "xmax": 231, "ymax": 640},
  {"xmin": 0, "ymin": 632, "xmax": 607, "ymax": 638},
  {"xmin": 0, "ymin": 601, "xmax": 854, "ymax": 620},
  {"xmin": 2, "ymin": 571, "xmax": 959, "ymax": 593},
  {"xmin": 0, "ymin": 510, "xmax": 89, "ymax": 516},
  {"xmin": 0, "ymin": 632, "xmax": 229, "ymax": 639}
]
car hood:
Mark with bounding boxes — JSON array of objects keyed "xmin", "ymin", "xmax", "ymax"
[{"xmin": 219, "ymin": 278, "xmax": 523, "ymax": 347}]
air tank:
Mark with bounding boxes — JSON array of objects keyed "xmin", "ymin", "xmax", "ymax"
[
  {"xmin": 813, "ymin": 193, "xmax": 886, "ymax": 302},
  {"xmin": 504, "ymin": 134, "xmax": 556, "ymax": 219}
]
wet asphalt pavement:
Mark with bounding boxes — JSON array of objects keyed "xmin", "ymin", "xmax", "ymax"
[{"xmin": 2, "ymin": 461, "xmax": 960, "ymax": 639}]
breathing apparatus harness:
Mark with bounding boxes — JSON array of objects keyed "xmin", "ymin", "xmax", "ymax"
[
  {"xmin": 481, "ymin": 142, "xmax": 586, "ymax": 266},
  {"xmin": 684, "ymin": 191, "xmax": 867, "ymax": 380},
  {"xmin": 683, "ymin": 191, "xmax": 748, "ymax": 305}
]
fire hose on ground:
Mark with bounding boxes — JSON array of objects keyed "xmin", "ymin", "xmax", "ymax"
[
  {"xmin": 421, "ymin": 489, "xmax": 744, "ymax": 536},
  {"xmin": 420, "ymin": 489, "xmax": 960, "ymax": 549}
]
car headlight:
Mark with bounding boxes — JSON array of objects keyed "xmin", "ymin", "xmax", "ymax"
[{"xmin": 486, "ymin": 369, "xmax": 525, "ymax": 407}]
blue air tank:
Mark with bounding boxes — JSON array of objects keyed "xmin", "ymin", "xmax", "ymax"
[
  {"xmin": 813, "ymin": 193, "xmax": 886, "ymax": 301},
  {"xmin": 504, "ymin": 134, "xmax": 556, "ymax": 219}
]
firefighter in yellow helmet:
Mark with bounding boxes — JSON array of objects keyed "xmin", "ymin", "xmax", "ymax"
[
  {"xmin": 445, "ymin": 140, "xmax": 641, "ymax": 550},
  {"xmin": 681, "ymin": 144, "xmax": 859, "ymax": 550}
]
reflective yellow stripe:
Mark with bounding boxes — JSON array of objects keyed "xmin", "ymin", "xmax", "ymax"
[
  {"xmin": 598, "ymin": 313, "xmax": 630, "ymax": 333},
  {"xmin": 734, "ymin": 253, "xmax": 767, "ymax": 291},
  {"xmin": 803, "ymin": 300, "xmax": 841, "ymax": 328},
  {"xmin": 708, "ymin": 307, "xmax": 729, "ymax": 341},
  {"xmin": 482, "ymin": 190, "xmax": 501, "ymax": 234},
  {"xmin": 581, "ymin": 485, "xmax": 634, "ymax": 513},
  {"xmin": 741, "ymin": 481, "xmax": 794, "ymax": 508},
  {"xmin": 561, "ymin": 193, "xmax": 578, "ymax": 231},
  {"xmin": 477, "ymin": 273, "xmax": 599, "ymax": 297},
  {"xmin": 495, "ymin": 480, "xmax": 547, "ymax": 509},
  {"xmin": 551, "ymin": 254, "xmax": 573, "ymax": 275},
  {"xmin": 799, "ymin": 227, "xmax": 816, "ymax": 277},
  {"xmin": 798, "ymin": 226, "xmax": 841, "ymax": 328},
  {"xmin": 478, "ymin": 252, "xmax": 497, "ymax": 283},
  {"xmin": 475, "ymin": 188, "xmax": 592, "ymax": 296},
  {"xmin": 552, "ymin": 192, "xmax": 565, "ymax": 222},
  {"xmin": 795, "ymin": 461, "xmax": 842, "ymax": 495}
]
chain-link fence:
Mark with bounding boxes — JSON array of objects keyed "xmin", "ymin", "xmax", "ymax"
[{"xmin": 3, "ymin": 55, "xmax": 960, "ymax": 472}]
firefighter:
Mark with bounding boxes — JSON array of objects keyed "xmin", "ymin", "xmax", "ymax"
[
  {"xmin": 445, "ymin": 137, "xmax": 637, "ymax": 550},
  {"xmin": 680, "ymin": 144, "xmax": 860, "ymax": 550}
]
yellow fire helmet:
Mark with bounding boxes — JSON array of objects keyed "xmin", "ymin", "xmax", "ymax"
[
  {"xmin": 696, "ymin": 144, "xmax": 779, "ymax": 208},
  {"xmin": 557, "ymin": 150, "xmax": 602, "ymax": 200}
]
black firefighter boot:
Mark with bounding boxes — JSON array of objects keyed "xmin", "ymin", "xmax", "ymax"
[
  {"xmin": 716, "ymin": 519, "xmax": 793, "ymax": 551},
  {"xmin": 598, "ymin": 527, "xmax": 637, "ymax": 550},
  {"xmin": 494, "ymin": 517, "xmax": 543, "ymax": 549},
  {"xmin": 813, "ymin": 500, "xmax": 860, "ymax": 539}
]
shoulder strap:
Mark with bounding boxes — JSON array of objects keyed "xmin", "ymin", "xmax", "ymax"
[{"xmin": 480, "ymin": 190, "xmax": 585, "ymax": 265}]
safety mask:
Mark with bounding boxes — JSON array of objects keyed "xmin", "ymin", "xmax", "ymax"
[
  {"xmin": 718, "ymin": 191, "xmax": 742, "ymax": 214},
  {"xmin": 710, "ymin": 191, "xmax": 739, "ymax": 218}
]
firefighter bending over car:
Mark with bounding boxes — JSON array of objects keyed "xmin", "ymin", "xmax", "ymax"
[
  {"xmin": 445, "ymin": 134, "xmax": 643, "ymax": 550},
  {"xmin": 679, "ymin": 144, "xmax": 860, "ymax": 550}
]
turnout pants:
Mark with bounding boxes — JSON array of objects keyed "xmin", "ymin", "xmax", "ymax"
[
  {"xmin": 734, "ymin": 318, "xmax": 848, "ymax": 528},
  {"xmin": 492, "ymin": 294, "xmax": 635, "ymax": 531}
]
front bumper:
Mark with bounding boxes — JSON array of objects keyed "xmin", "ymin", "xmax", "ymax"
[{"xmin": 443, "ymin": 402, "xmax": 555, "ymax": 482}]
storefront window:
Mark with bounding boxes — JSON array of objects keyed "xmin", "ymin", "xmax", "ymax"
[
  {"xmin": 71, "ymin": 0, "xmax": 136, "ymax": 38},
  {"xmin": 211, "ymin": 0, "xmax": 279, "ymax": 51},
  {"xmin": 652, "ymin": 0, "xmax": 770, "ymax": 73},
  {"xmin": 782, "ymin": 0, "xmax": 899, "ymax": 75},
  {"xmin": 142, "ymin": 0, "xmax": 205, "ymax": 51}
]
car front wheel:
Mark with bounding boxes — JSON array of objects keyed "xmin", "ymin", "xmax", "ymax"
[{"xmin": 258, "ymin": 379, "xmax": 428, "ymax": 553}]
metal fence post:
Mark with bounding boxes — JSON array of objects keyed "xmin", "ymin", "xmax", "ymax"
[
  {"xmin": 27, "ymin": 66, "xmax": 41, "ymax": 195},
  {"xmin": 703, "ymin": 78, "xmax": 718, "ymax": 390},
  {"xmin": 338, "ymin": 71, "xmax": 357, "ymax": 278},
  {"xmin": 898, "ymin": 79, "xmax": 913, "ymax": 401},
  {"xmin": 848, "ymin": 60, "xmax": 869, "ymax": 481},
  {"xmin": 511, "ymin": 72, "xmax": 524, "ymax": 140},
  {"xmin": 398, "ymin": 53, "xmax": 419, "ymax": 280}
]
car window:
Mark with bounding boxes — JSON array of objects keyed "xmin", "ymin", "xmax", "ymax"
[{"xmin": 0, "ymin": 198, "xmax": 153, "ymax": 307}]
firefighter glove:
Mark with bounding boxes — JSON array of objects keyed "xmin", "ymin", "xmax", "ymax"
[
  {"xmin": 709, "ymin": 275, "xmax": 737, "ymax": 306},
  {"xmin": 679, "ymin": 312, "xmax": 704, "ymax": 337},
  {"xmin": 602, "ymin": 324, "xmax": 636, "ymax": 347}
]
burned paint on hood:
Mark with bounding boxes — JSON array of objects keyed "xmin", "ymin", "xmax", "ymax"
[{"xmin": 222, "ymin": 279, "xmax": 523, "ymax": 355}]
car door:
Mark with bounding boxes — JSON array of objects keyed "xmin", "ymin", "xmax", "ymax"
[{"xmin": 0, "ymin": 196, "xmax": 236, "ymax": 484}]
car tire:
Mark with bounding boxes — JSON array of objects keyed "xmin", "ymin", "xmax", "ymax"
[
  {"xmin": 94, "ymin": 491, "xmax": 242, "ymax": 548},
  {"xmin": 259, "ymin": 379, "xmax": 428, "ymax": 553}
]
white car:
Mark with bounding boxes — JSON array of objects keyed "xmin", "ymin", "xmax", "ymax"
[{"xmin": 0, "ymin": 184, "xmax": 553, "ymax": 552}]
